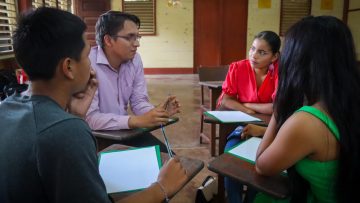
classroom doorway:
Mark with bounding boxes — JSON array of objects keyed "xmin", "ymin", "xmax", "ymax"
[{"xmin": 194, "ymin": 0, "xmax": 248, "ymax": 73}]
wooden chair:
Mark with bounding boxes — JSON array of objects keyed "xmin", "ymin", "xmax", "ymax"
[{"xmin": 198, "ymin": 65, "xmax": 229, "ymax": 156}]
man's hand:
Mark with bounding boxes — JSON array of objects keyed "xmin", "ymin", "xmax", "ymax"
[
  {"xmin": 67, "ymin": 70, "xmax": 98, "ymax": 118},
  {"xmin": 162, "ymin": 95, "xmax": 180, "ymax": 116},
  {"xmin": 128, "ymin": 106, "xmax": 170, "ymax": 128}
]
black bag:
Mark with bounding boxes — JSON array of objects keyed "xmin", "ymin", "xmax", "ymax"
[
  {"xmin": 0, "ymin": 69, "xmax": 28, "ymax": 100},
  {"xmin": 195, "ymin": 176, "xmax": 218, "ymax": 203},
  {"xmin": 0, "ymin": 69, "xmax": 17, "ymax": 100}
]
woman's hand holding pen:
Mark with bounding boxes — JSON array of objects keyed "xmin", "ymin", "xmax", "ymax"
[{"xmin": 157, "ymin": 157, "xmax": 187, "ymax": 198}]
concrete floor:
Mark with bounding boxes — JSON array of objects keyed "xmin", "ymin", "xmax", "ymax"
[{"xmin": 145, "ymin": 74, "xmax": 219, "ymax": 203}]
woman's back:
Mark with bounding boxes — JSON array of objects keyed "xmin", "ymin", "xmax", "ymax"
[{"xmin": 295, "ymin": 106, "xmax": 339, "ymax": 203}]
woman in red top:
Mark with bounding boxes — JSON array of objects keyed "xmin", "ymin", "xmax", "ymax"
[
  {"xmin": 223, "ymin": 31, "xmax": 281, "ymax": 203},
  {"xmin": 218, "ymin": 31, "xmax": 280, "ymax": 115}
]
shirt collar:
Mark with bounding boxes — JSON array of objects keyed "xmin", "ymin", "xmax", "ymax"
[
  {"xmin": 96, "ymin": 46, "xmax": 110, "ymax": 66},
  {"xmin": 95, "ymin": 46, "xmax": 135, "ymax": 72}
]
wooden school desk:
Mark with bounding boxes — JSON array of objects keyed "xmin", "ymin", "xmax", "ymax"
[
  {"xmin": 198, "ymin": 81, "xmax": 223, "ymax": 156},
  {"xmin": 93, "ymin": 117, "xmax": 179, "ymax": 151},
  {"xmin": 204, "ymin": 111, "xmax": 271, "ymax": 202},
  {"xmin": 204, "ymin": 112, "xmax": 270, "ymax": 156},
  {"xmin": 100, "ymin": 144, "xmax": 205, "ymax": 201},
  {"xmin": 208, "ymin": 153, "xmax": 290, "ymax": 200}
]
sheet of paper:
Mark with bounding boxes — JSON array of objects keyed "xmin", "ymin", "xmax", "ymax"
[
  {"xmin": 98, "ymin": 146, "xmax": 161, "ymax": 194},
  {"xmin": 205, "ymin": 111, "xmax": 261, "ymax": 123},
  {"xmin": 227, "ymin": 137, "xmax": 262, "ymax": 163}
]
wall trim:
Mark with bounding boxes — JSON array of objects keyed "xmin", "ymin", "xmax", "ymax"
[{"xmin": 144, "ymin": 68, "xmax": 194, "ymax": 74}]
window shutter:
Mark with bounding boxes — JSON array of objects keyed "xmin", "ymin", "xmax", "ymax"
[
  {"xmin": 32, "ymin": 0, "xmax": 72, "ymax": 12},
  {"xmin": 58, "ymin": 0, "xmax": 71, "ymax": 12},
  {"xmin": 44, "ymin": 0, "xmax": 57, "ymax": 7},
  {"xmin": 32, "ymin": 0, "xmax": 43, "ymax": 8},
  {"xmin": 123, "ymin": 0, "xmax": 155, "ymax": 35},
  {"xmin": 0, "ymin": 0, "xmax": 17, "ymax": 54},
  {"xmin": 280, "ymin": 0, "xmax": 311, "ymax": 36}
]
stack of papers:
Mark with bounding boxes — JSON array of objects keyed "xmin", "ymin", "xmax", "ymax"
[
  {"xmin": 98, "ymin": 146, "xmax": 162, "ymax": 194},
  {"xmin": 205, "ymin": 111, "xmax": 262, "ymax": 123}
]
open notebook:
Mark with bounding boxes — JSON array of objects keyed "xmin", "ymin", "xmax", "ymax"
[
  {"xmin": 204, "ymin": 111, "xmax": 261, "ymax": 123},
  {"xmin": 98, "ymin": 146, "xmax": 162, "ymax": 194}
]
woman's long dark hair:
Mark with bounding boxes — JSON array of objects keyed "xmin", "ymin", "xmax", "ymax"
[{"xmin": 274, "ymin": 16, "xmax": 360, "ymax": 202}]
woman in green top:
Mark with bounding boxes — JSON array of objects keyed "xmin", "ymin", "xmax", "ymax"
[{"xmin": 255, "ymin": 16, "xmax": 360, "ymax": 203}]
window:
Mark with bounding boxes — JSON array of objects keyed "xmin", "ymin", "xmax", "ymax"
[
  {"xmin": 122, "ymin": 0, "xmax": 156, "ymax": 35},
  {"xmin": 280, "ymin": 0, "xmax": 311, "ymax": 36},
  {"xmin": 0, "ymin": 0, "xmax": 17, "ymax": 55},
  {"xmin": 32, "ymin": 0, "xmax": 72, "ymax": 12}
]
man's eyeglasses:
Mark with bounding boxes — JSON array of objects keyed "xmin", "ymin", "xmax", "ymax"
[{"xmin": 112, "ymin": 34, "xmax": 142, "ymax": 42}]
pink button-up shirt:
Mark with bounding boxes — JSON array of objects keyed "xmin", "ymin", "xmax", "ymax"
[{"xmin": 85, "ymin": 46, "xmax": 154, "ymax": 130}]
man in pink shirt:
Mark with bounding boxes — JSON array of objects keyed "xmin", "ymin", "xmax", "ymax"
[{"xmin": 86, "ymin": 11, "xmax": 180, "ymax": 152}]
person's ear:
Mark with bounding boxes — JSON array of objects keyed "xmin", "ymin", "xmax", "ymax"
[
  {"xmin": 271, "ymin": 52, "xmax": 279, "ymax": 63},
  {"xmin": 61, "ymin": 58, "xmax": 75, "ymax": 80},
  {"xmin": 104, "ymin": 34, "xmax": 114, "ymax": 47}
]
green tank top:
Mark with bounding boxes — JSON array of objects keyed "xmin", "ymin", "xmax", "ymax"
[
  {"xmin": 294, "ymin": 106, "xmax": 339, "ymax": 203},
  {"xmin": 254, "ymin": 106, "xmax": 339, "ymax": 203}
]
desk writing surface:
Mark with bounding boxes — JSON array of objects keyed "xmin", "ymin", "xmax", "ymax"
[
  {"xmin": 208, "ymin": 153, "xmax": 290, "ymax": 199},
  {"xmin": 198, "ymin": 81, "xmax": 223, "ymax": 89},
  {"xmin": 100, "ymin": 144, "xmax": 205, "ymax": 201},
  {"xmin": 93, "ymin": 117, "xmax": 179, "ymax": 151},
  {"xmin": 205, "ymin": 111, "xmax": 262, "ymax": 123},
  {"xmin": 203, "ymin": 112, "xmax": 270, "ymax": 156},
  {"xmin": 93, "ymin": 117, "xmax": 179, "ymax": 141}
]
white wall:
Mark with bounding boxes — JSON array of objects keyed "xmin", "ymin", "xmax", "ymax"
[
  {"xmin": 111, "ymin": 0, "xmax": 193, "ymax": 69},
  {"xmin": 110, "ymin": 0, "xmax": 358, "ymax": 68},
  {"xmin": 247, "ymin": 0, "xmax": 281, "ymax": 55},
  {"xmin": 311, "ymin": 0, "xmax": 343, "ymax": 18}
]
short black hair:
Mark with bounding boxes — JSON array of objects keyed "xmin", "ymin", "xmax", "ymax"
[
  {"xmin": 95, "ymin": 11, "xmax": 140, "ymax": 47},
  {"xmin": 13, "ymin": 7, "xmax": 87, "ymax": 81}
]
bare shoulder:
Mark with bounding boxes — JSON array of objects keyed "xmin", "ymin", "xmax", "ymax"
[{"xmin": 278, "ymin": 110, "xmax": 334, "ymax": 154}]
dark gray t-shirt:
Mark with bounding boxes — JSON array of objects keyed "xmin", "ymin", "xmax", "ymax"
[{"xmin": 0, "ymin": 94, "xmax": 112, "ymax": 203}]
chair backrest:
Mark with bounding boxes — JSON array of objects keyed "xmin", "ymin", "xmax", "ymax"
[{"xmin": 198, "ymin": 65, "xmax": 229, "ymax": 82}]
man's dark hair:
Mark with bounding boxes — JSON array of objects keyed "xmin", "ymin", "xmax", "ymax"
[
  {"xmin": 95, "ymin": 11, "xmax": 140, "ymax": 47},
  {"xmin": 13, "ymin": 7, "xmax": 86, "ymax": 81}
]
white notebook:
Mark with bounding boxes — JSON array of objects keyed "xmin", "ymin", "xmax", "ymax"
[
  {"xmin": 226, "ymin": 137, "xmax": 261, "ymax": 163},
  {"xmin": 98, "ymin": 146, "xmax": 162, "ymax": 194},
  {"xmin": 205, "ymin": 111, "xmax": 261, "ymax": 123}
]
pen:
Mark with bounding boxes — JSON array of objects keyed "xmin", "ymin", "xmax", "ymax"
[
  {"xmin": 161, "ymin": 94, "xmax": 173, "ymax": 158},
  {"xmin": 160, "ymin": 124, "xmax": 173, "ymax": 158}
]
